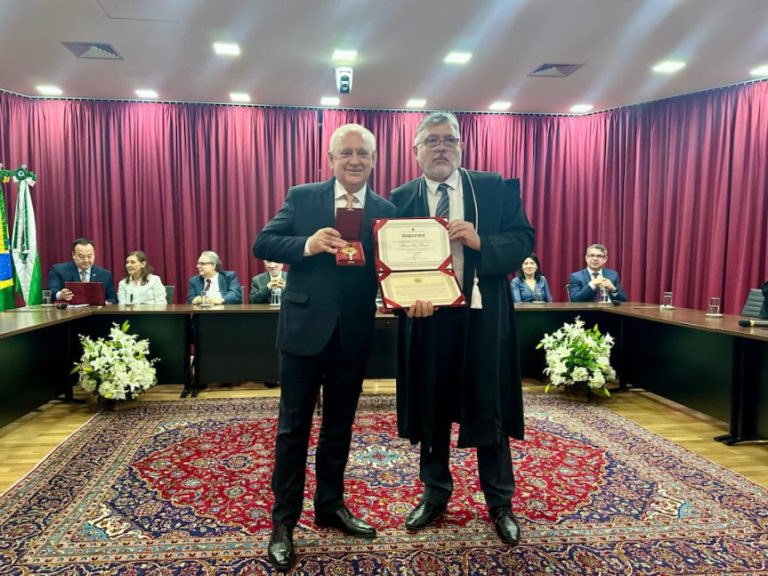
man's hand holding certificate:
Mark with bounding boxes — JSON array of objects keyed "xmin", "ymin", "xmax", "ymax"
[{"xmin": 373, "ymin": 217, "xmax": 466, "ymax": 310}]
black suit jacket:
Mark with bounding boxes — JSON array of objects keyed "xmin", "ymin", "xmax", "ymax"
[
  {"xmin": 47, "ymin": 261, "xmax": 117, "ymax": 303},
  {"xmin": 253, "ymin": 178, "xmax": 397, "ymax": 357}
]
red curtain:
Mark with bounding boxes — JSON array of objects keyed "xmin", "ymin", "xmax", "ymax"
[
  {"xmin": 0, "ymin": 96, "xmax": 318, "ymax": 302},
  {"xmin": 1, "ymin": 80, "xmax": 767, "ymax": 312}
]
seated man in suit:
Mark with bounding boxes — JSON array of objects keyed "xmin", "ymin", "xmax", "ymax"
[
  {"xmin": 761, "ymin": 281, "xmax": 768, "ymax": 319},
  {"xmin": 47, "ymin": 237, "xmax": 117, "ymax": 304},
  {"xmin": 187, "ymin": 250, "xmax": 243, "ymax": 304},
  {"xmin": 568, "ymin": 243, "xmax": 627, "ymax": 302},
  {"xmin": 249, "ymin": 260, "xmax": 287, "ymax": 304}
]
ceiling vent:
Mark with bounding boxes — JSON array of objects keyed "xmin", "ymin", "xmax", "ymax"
[
  {"xmin": 62, "ymin": 41, "xmax": 123, "ymax": 60},
  {"xmin": 528, "ymin": 63, "xmax": 584, "ymax": 78}
]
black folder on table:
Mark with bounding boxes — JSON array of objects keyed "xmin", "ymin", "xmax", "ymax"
[{"xmin": 65, "ymin": 282, "xmax": 106, "ymax": 306}]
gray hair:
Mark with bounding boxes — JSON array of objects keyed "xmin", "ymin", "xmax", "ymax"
[
  {"xmin": 585, "ymin": 243, "xmax": 608, "ymax": 257},
  {"xmin": 414, "ymin": 111, "xmax": 461, "ymax": 146},
  {"xmin": 329, "ymin": 123, "xmax": 376, "ymax": 156},
  {"xmin": 200, "ymin": 250, "xmax": 222, "ymax": 272}
]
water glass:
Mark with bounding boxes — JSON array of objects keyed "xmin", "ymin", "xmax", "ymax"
[
  {"xmin": 662, "ymin": 292, "xmax": 673, "ymax": 308},
  {"xmin": 707, "ymin": 297, "xmax": 721, "ymax": 316},
  {"xmin": 270, "ymin": 287, "xmax": 282, "ymax": 306},
  {"xmin": 200, "ymin": 290, "xmax": 210, "ymax": 307},
  {"xmin": 600, "ymin": 287, "xmax": 610, "ymax": 303},
  {"xmin": 533, "ymin": 288, "xmax": 544, "ymax": 303},
  {"xmin": 41, "ymin": 289, "xmax": 53, "ymax": 307}
]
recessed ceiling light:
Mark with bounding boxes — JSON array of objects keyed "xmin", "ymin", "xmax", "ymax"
[
  {"xmin": 321, "ymin": 96, "xmax": 340, "ymax": 106},
  {"xmin": 570, "ymin": 103, "xmax": 593, "ymax": 114},
  {"xmin": 652, "ymin": 60, "xmax": 686, "ymax": 74},
  {"xmin": 332, "ymin": 49, "xmax": 357, "ymax": 62},
  {"xmin": 135, "ymin": 89, "xmax": 158, "ymax": 99},
  {"xmin": 444, "ymin": 52, "xmax": 472, "ymax": 65},
  {"xmin": 229, "ymin": 92, "xmax": 251, "ymax": 103},
  {"xmin": 406, "ymin": 98, "xmax": 427, "ymax": 108},
  {"xmin": 489, "ymin": 101, "xmax": 511, "ymax": 111},
  {"xmin": 749, "ymin": 64, "xmax": 768, "ymax": 77},
  {"xmin": 36, "ymin": 85, "xmax": 63, "ymax": 96},
  {"xmin": 213, "ymin": 42, "xmax": 241, "ymax": 56}
]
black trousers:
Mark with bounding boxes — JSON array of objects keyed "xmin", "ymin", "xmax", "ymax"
[
  {"xmin": 271, "ymin": 327, "xmax": 367, "ymax": 528},
  {"xmin": 419, "ymin": 308, "xmax": 515, "ymax": 511}
]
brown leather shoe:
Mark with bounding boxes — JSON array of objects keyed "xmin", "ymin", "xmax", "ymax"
[
  {"xmin": 404, "ymin": 501, "xmax": 447, "ymax": 531},
  {"xmin": 315, "ymin": 506, "xmax": 376, "ymax": 538},
  {"xmin": 491, "ymin": 507, "xmax": 521, "ymax": 546},
  {"xmin": 267, "ymin": 524, "xmax": 295, "ymax": 571}
]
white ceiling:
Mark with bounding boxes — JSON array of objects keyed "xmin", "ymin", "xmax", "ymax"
[{"xmin": 2, "ymin": 0, "xmax": 767, "ymax": 114}]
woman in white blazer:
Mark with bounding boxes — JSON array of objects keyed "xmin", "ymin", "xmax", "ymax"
[{"xmin": 118, "ymin": 251, "xmax": 167, "ymax": 304}]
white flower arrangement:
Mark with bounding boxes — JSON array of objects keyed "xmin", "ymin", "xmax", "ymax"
[
  {"xmin": 536, "ymin": 316, "xmax": 616, "ymax": 396},
  {"xmin": 72, "ymin": 321, "xmax": 158, "ymax": 401}
]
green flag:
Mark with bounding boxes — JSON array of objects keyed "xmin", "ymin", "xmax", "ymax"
[
  {"xmin": 11, "ymin": 167, "xmax": 42, "ymax": 306},
  {"xmin": 0, "ymin": 173, "xmax": 15, "ymax": 311}
]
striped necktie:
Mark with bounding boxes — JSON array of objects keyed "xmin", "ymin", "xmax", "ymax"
[
  {"xmin": 435, "ymin": 183, "xmax": 450, "ymax": 218},
  {"xmin": 80, "ymin": 269, "xmax": 88, "ymax": 282}
]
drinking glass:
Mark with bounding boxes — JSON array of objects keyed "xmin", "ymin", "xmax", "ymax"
[
  {"xmin": 270, "ymin": 287, "xmax": 282, "ymax": 306},
  {"xmin": 707, "ymin": 296, "xmax": 721, "ymax": 316},
  {"xmin": 662, "ymin": 292, "xmax": 673, "ymax": 308},
  {"xmin": 41, "ymin": 290, "xmax": 53, "ymax": 307},
  {"xmin": 533, "ymin": 288, "xmax": 544, "ymax": 303}
]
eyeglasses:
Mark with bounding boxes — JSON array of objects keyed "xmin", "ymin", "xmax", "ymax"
[
  {"xmin": 586, "ymin": 253, "xmax": 606, "ymax": 259},
  {"xmin": 197, "ymin": 261, "xmax": 213, "ymax": 266},
  {"xmin": 419, "ymin": 135, "xmax": 460, "ymax": 149}
]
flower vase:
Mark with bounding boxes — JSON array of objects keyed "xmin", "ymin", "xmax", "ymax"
[{"xmin": 98, "ymin": 396, "xmax": 116, "ymax": 411}]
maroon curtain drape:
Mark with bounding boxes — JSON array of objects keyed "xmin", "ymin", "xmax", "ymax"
[
  {"xmin": 0, "ymin": 96, "xmax": 318, "ymax": 302},
  {"xmin": 1, "ymin": 80, "xmax": 767, "ymax": 312}
]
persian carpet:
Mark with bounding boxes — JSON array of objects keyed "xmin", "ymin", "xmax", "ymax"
[{"xmin": 0, "ymin": 394, "xmax": 766, "ymax": 575}]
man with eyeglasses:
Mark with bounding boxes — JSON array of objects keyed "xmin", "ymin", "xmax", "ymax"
[
  {"xmin": 253, "ymin": 123, "xmax": 396, "ymax": 571},
  {"xmin": 568, "ymin": 243, "xmax": 627, "ymax": 302},
  {"xmin": 186, "ymin": 250, "xmax": 243, "ymax": 305},
  {"xmin": 389, "ymin": 111, "xmax": 534, "ymax": 546},
  {"xmin": 47, "ymin": 237, "xmax": 117, "ymax": 303}
]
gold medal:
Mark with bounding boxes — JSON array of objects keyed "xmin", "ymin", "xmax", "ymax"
[{"xmin": 341, "ymin": 244, "xmax": 359, "ymax": 261}]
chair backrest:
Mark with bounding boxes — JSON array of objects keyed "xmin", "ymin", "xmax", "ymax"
[
  {"xmin": 165, "ymin": 285, "xmax": 175, "ymax": 304},
  {"xmin": 740, "ymin": 288, "xmax": 763, "ymax": 317},
  {"xmin": 565, "ymin": 283, "xmax": 572, "ymax": 303}
]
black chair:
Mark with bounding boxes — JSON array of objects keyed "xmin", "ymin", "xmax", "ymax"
[
  {"xmin": 740, "ymin": 288, "xmax": 763, "ymax": 318},
  {"xmin": 565, "ymin": 284, "xmax": 573, "ymax": 303},
  {"xmin": 165, "ymin": 285, "xmax": 175, "ymax": 304}
]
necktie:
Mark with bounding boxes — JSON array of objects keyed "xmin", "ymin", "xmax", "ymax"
[
  {"xmin": 592, "ymin": 272, "xmax": 601, "ymax": 301},
  {"xmin": 435, "ymin": 183, "xmax": 450, "ymax": 218},
  {"xmin": 204, "ymin": 278, "xmax": 212, "ymax": 293},
  {"xmin": 345, "ymin": 193, "xmax": 356, "ymax": 210},
  {"xmin": 80, "ymin": 269, "xmax": 88, "ymax": 282},
  {"xmin": 592, "ymin": 272, "xmax": 599, "ymax": 279}
]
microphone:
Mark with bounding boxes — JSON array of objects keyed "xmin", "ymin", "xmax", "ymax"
[
  {"xmin": 738, "ymin": 318, "xmax": 768, "ymax": 328},
  {"xmin": 611, "ymin": 299, "xmax": 621, "ymax": 306}
]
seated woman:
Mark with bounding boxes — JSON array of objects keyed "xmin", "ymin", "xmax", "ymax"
[
  {"xmin": 510, "ymin": 253, "xmax": 552, "ymax": 303},
  {"xmin": 118, "ymin": 251, "xmax": 167, "ymax": 304}
]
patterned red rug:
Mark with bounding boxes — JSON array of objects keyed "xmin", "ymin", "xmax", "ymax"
[{"xmin": 0, "ymin": 394, "xmax": 766, "ymax": 575}]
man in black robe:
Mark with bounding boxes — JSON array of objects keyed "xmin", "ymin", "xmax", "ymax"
[{"xmin": 389, "ymin": 111, "xmax": 534, "ymax": 546}]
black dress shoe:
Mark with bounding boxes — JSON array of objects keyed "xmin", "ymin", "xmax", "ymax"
[
  {"xmin": 315, "ymin": 506, "xmax": 376, "ymax": 538},
  {"xmin": 491, "ymin": 507, "xmax": 521, "ymax": 546},
  {"xmin": 267, "ymin": 524, "xmax": 295, "ymax": 571},
  {"xmin": 405, "ymin": 501, "xmax": 446, "ymax": 531}
]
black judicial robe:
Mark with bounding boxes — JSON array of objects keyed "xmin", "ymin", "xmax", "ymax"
[{"xmin": 389, "ymin": 170, "xmax": 535, "ymax": 448}]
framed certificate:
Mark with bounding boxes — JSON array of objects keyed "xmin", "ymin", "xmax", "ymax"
[{"xmin": 373, "ymin": 217, "xmax": 466, "ymax": 310}]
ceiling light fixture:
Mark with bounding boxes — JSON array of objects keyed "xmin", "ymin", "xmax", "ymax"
[
  {"xmin": 214, "ymin": 43, "xmax": 241, "ymax": 56},
  {"xmin": 652, "ymin": 60, "xmax": 686, "ymax": 74},
  {"xmin": 332, "ymin": 49, "xmax": 357, "ymax": 62},
  {"xmin": 135, "ymin": 89, "xmax": 158, "ymax": 99},
  {"xmin": 749, "ymin": 64, "xmax": 768, "ymax": 77},
  {"xmin": 36, "ymin": 85, "xmax": 63, "ymax": 96},
  {"xmin": 444, "ymin": 52, "xmax": 472, "ymax": 65},
  {"xmin": 489, "ymin": 101, "xmax": 511, "ymax": 111},
  {"xmin": 321, "ymin": 96, "xmax": 340, "ymax": 106},
  {"xmin": 570, "ymin": 103, "xmax": 593, "ymax": 114},
  {"xmin": 406, "ymin": 99, "xmax": 427, "ymax": 108},
  {"xmin": 229, "ymin": 92, "xmax": 251, "ymax": 103}
]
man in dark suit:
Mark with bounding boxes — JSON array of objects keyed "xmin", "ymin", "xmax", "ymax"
[
  {"xmin": 390, "ymin": 111, "xmax": 535, "ymax": 546},
  {"xmin": 760, "ymin": 281, "xmax": 768, "ymax": 319},
  {"xmin": 47, "ymin": 237, "xmax": 117, "ymax": 303},
  {"xmin": 249, "ymin": 260, "xmax": 287, "ymax": 304},
  {"xmin": 568, "ymin": 244, "xmax": 627, "ymax": 302},
  {"xmin": 186, "ymin": 250, "xmax": 242, "ymax": 304},
  {"xmin": 253, "ymin": 123, "xmax": 397, "ymax": 570}
]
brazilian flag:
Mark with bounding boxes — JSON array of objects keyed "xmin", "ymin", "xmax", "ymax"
[{"xmin": 0, "ymin": 185, "xmax": 15, "ymax": 310}]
